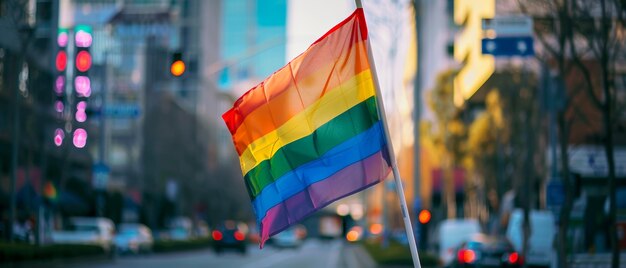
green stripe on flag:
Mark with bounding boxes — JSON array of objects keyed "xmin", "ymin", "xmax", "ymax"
[{"xmin": 244, "ymin": 96, "xmax": 380, "ymax": 199}]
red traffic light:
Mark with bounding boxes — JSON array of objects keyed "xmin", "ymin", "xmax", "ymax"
[
  {"xmin": 75, "ymin": 50, "xmax": 92, "ymax": 72},
  {"xmin": 418, "ymin": 209, "xmax": 431, "ymax": 224},
  {"xmin": 56, "ymin": 51, "xmax": 67, "ymax": 71}
]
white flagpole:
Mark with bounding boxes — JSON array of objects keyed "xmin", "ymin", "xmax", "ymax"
[{"xmin": 355, "ymin": 1, "xmax": 422, "ymax": 268}]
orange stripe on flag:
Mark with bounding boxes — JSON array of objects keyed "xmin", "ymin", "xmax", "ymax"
[
  {"xmin": 231, "ymin": 42, "xmax": 371, "ymax": 155},
  {"xmin": 222, "ymin": 9, "xmax": 369, "ymax": 140}
]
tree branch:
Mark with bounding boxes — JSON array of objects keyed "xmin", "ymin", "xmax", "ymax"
[
  {"xmin": 518, "ymin": 0, "xmax": 564, "ymax": 60},
  {"xmin": 567, "ymin": 18, "xmax": 605, "ymax": 110}
]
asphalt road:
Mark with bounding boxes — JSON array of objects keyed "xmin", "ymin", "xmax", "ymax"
[{"xmin": 57, "ymin": 239, "xmax": 374, "ymax": 268}]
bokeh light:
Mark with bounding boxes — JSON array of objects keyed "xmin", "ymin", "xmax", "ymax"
[
  {"xmin": 170, "ymin": 60, "xmax": 185, "ymax": 76},
  {"xmin": 54, "ymin": 100, "xmax": 64, "ymax": 113},
  {"xmin": 55, "ymin": 51, "xmax": 67, "ymax": 71},
  {"xmin": 346, "ymin": 230, "xmax": 359, "ymax": 242},
  {"xmin": 75, "ymin": 101, "xmax": 87, "ymax": 122},
  {"xmin": 418, "ymin": 209, "xmax": 432, "ymax": 224},
  {"xmin": 74, "ymin": 76, "xmax": 91, "ymax": 97},
  {"xmin": 336, "ymin": 204, "xmax": 349, "ymax": 216},
  {"xmin": 75, "ymin": 110, "xmax": 87, "ymax": 122},
  {"xmin": 57, "ymin": 31, "xmax": 68, "ymax": 47},
  {"xmin": 369, "ymin": 223, "xmax": 383, "ymax": 235},
  {"xmin": 44, "ymin": 181, "xmax": 58, "ymax": 200},
  {"xmin": 75, "ymin": 51, "xmax": 92, "ymax": 72},
  {"xmin": 73, "ymin": 128, "xmax": 87, "ymax": 148},
  {"xmin": 55, "ymin": 76, "xmax": 65, "ymax": 95},
  {"xmin": 54, "ymin": 128, "xmax": 64, "ymax": 147},
  {"xmin": 77, "ymin": 100, "xmax": 87, "ymax": 111},
  {"xmin": 350, "ymin": 204, "xmax": 364, "ymax": 220},
  {"xmin": 75, "ymin": 30, "xmax": 93, "ymax": 47}
]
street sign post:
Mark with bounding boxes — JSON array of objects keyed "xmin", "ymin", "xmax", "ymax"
[
  {"xmin": 482, "ymin": 16, "xmax": 533, "ymax": 36},
  {"xmin": 482, "ymin": 36, "xmax": 534, "ymax": 57},
  {"xmin": 481, "ymin": 15, "xmax": 534, "ymax": 58},
  {"xmin": 546, "ymin": 179, "xmax": 565, "ymax": 208}
]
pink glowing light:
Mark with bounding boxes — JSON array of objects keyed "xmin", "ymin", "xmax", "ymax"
[
  {"xmin": 54, "ymin": 101, "xmax": 64, "ymax": 113},
  {"xmin": 75, "ymin": 110, "xmax": 87, "ymax": 122},
  {"xmin": 75, "ymin": 30, "xmax": 92, "ymax": 48},
  {"xmin": 57, "ymin": 32, "xmax": 68, "ymax": 47},
  {"xmin": 75, "ymin": 102, "xmax": 87, "ymax": 122},
  {"xmin": 55, "ymin": 76, "xmax": 65, "ymax": 95},
  {"xmin": 77, "ymin": 101, "xmax": 87, "ymax": 111},
  {"xmin": 54, "ymin": 128, "xmax": 64, "ymax": 147},
  {"xmin": 73, "ymin": 128, "xmax": 87, "ymax": 148},
  {"xmin": 74, "ymin": 76, "xmax": 91, "ymax": 97}
]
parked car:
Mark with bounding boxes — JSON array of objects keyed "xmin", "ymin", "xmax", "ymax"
[
  {"xmin": 452, "ymin": 234, "xmax": 522, "ymax": 268},
  {"xmin": 506, "ymin": 209, "xmax": 555, "ymax": 268},
  {"xmin": 114, "ymin": 223, "xmax": 153, "ymax": 254},
  {"xmin": 169, "ymin": 217, "xmax": 193, "ymax": 241},
  {"xmin": 271, "ymin": 225, "xmax": 306, "ymax": 248},
  {"xmin": 438, "ymin": 219, "xmax": 482, "ymax": 267},
  {"xmin": 213, "ymin": 221, "xmax": 247, "ymax": 254},
  {"xmin": 194, "ymin": 221, "xmax": 211, "ymax": 238},
  {"xmin": 51, "ymin": 217, "xmax": 116, "ymax": 254}
]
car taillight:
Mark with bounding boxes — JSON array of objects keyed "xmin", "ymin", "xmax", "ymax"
[
  {"xmin": 508, "ymin": 252, "xmax": 523, "ymax": 264},
  {"xmin": 458, "ymin": 249, "xmax": 476, "ymax": 264},
  {"xmin": 212, "ymin": 230, "xmax": 223, "ymax": 241},
  {"xmin": 234, "ymin": 231, "xmax": 245, "ymax": 241}
]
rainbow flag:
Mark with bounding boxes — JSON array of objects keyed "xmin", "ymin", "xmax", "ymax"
[{"xmin": 222, "ymin": 8, "xmax": 391, "ymax": 247}]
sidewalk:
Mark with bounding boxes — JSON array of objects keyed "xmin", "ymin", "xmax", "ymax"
[
  {"xmin": 341, "ymin": 243, "xmax": 377, "ymax": 268},
  {"xmin": 569, "ymin": 253, "xmax": 626, "ymax": 268}
]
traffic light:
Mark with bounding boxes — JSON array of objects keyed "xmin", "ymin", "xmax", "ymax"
[
  {"xmin": 418, "ymin": 209, "xmax": 431, "ymax": 224},
  {"xmin": 54, "ymin": 28, "xmax": 69, "ymax": 146},
  {"xmin": 170, "ymin": 52, "xmax": 185, "ymax": 77},
  {"xmin": 418, "ymin": 209, "xmax": 431, "ymax": 250},
  {"xmin": 453, "ymin": 0, "xmax": 495, "ymax": 107},
  {"xmin": 74, "ymin": 25, "xmax": 92, "ymax": 98},
  {"xmin": 73, "ymin": 25, "xmax": 92, "ymax": 148}
]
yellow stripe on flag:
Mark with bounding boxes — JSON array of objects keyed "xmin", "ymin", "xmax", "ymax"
[{"xmin": 238, "ymin": 70, "xmax": 375, "ymax": 175}]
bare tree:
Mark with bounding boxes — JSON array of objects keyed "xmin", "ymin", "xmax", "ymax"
[
  {"xmin": 568, "ymin": 1, "xmax": 625, "ymax": 267},
  {"xmin": 518, "ymin": 0, "xmax": 626, "ymax": 267}
]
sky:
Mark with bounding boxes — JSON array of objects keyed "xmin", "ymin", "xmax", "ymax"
[{"xmin": 286, "ymin": 0, "xmax": 355, "ymax": 61}]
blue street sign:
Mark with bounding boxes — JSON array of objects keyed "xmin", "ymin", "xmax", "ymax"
[
  {"xmin": 93, "ymin": 163, "xmax": 110, "ymax": 190},
  {"xmin": 482, "ymin": 36, "xmax": 534, "ymax": 57},
  {"xmin": 546, "ymin": 179, "xmax": 565, "ymax": 208},
  {"xmin": 103, "ymin": 104, "xmax": 141, "ymax": 118}
]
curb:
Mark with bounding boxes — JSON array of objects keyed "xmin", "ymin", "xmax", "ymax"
[
  {"xmin": 342, "ymin": 243, "xmax": 377, "ymax": 268},
  {"xmin": 0, "ymin": 255, "xmax": 113, "ymax": 268}
]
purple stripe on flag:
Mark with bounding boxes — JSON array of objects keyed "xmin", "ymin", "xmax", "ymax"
[{"xmin": 259, "ymin": 149, "xmax": 391, "ymax": 247}]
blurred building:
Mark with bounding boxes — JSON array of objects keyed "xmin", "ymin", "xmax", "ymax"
[
  {"xmin": 36, "ymin": 0, "xmax": 249, "ymax": 229},
  {"xmin": 0, "ymin": 0, "xmax": 100, "ymax": 239},
  {"xmin": 450, "ymin": 0, "xmax": 626, "ymax": 253}
]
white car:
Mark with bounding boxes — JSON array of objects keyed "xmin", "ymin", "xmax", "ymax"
[
  {"xmin": 114, "ymin": 223, "xmax": 153, "ymax": 254},
  {"xmin": 51, "ymin": 217, "xmax": 116, "ymax": 253},
  {"xmin": 506, "ymin": 209, "xmax": 555, "ymax": 267},
  {"xmin": 271, "ymin": 225, "xmax": 306, "ymax": 248},
  {"xmin": 437, "ymin": 219, "xmax": 481, "ymax": 267}
]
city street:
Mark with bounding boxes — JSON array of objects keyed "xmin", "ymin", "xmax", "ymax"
[
  {"xmin": 2, "ymin": 0, "xmax": 626, "ymax": 267},
  {"xmin": 58, "ymin": 239, "xmax": 374, "ymax": 268}
]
